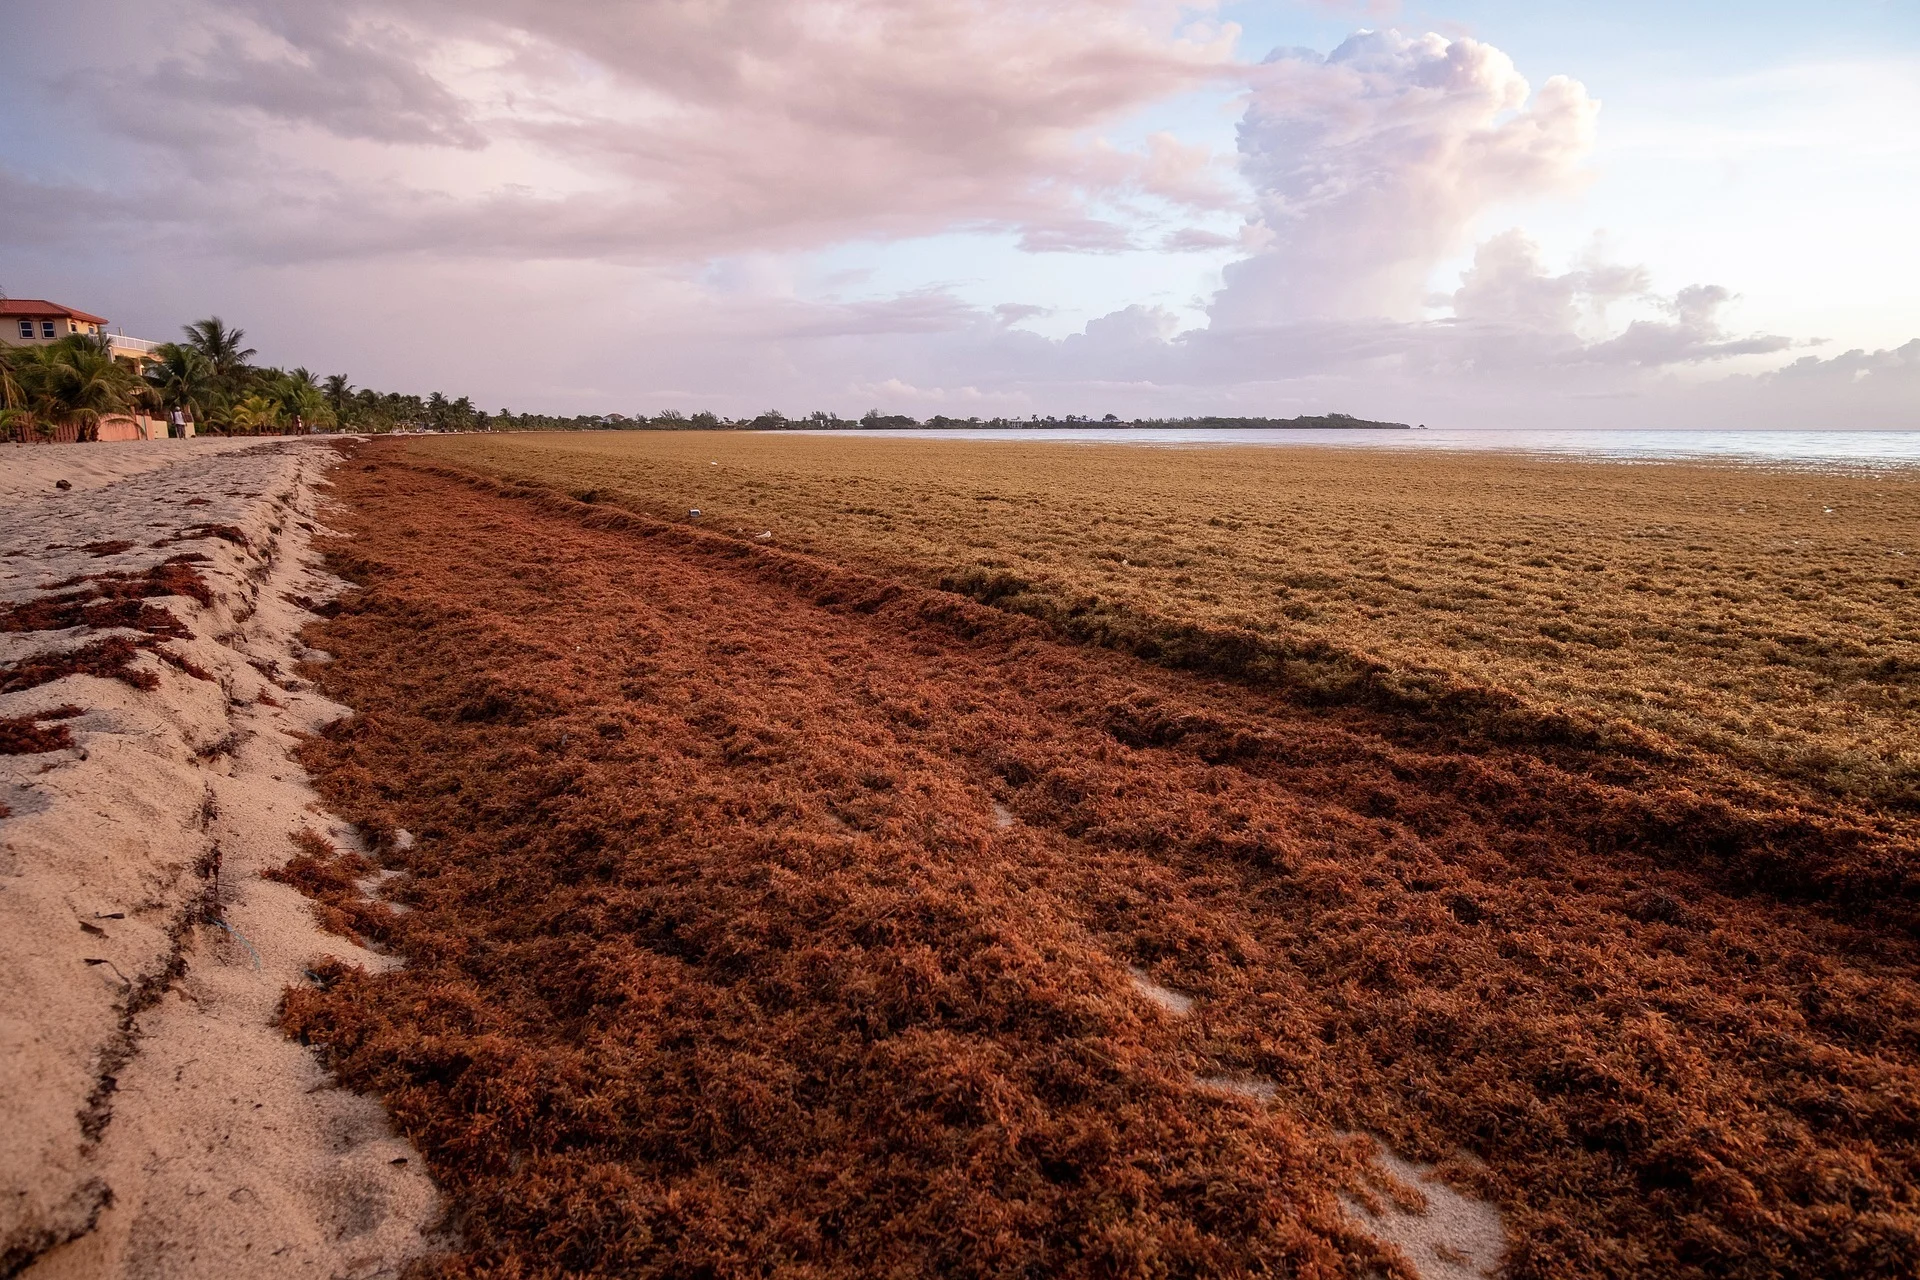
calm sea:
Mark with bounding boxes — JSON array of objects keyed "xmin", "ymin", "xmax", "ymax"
[{"xmin": 799, "ymin": 428, "xmax": 1920, "ymax": 471}]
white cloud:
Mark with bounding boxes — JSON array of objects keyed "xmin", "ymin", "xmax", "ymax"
[{"xmin": 1212, "ymin": 29, "xmax": 1599, "ymax": 327}]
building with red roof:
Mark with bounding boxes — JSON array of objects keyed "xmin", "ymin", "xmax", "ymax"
[
  {"xmin": 1, "ymin": 299, "xmax": 112, "ymax": 344},
  {"xmin": 1, "ymin": 299, "xmax": 183, "ymax": 441},
  {"xmin": 1, "ymin": 299, "xmax": 164, "ymax": 367}
]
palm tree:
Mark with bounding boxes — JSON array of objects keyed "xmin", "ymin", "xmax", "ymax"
[
  {"xmin": 182, "ymin": 316, "xmax": 256, "ymax": 384},
  {"xmin": 228, "ymin": 393, "xmax": 283, "ymax": 435},
  {"xmin": 350, "ymin": 387, "xmax": 384, "ymax": 431},
  {"xmin": 143, "ymin": 343, "xmax": 217, "ymax": 435},
  {"xmin": 37, "ymin": 340, "xmax": 136, "ymax": 441},
  {"xmin": 0, "ymin": 344, "xmax": 25, "ymax": 438},
  {"xmin": 264, "ymin": 368, "xmax": 331, "ymax": 433},
  {"xmin": 295, "ymin": 388, "xmax": 335, "ymax": 433},
  {"xmin": 322, "ymin": 374, "xmax": 354, "ymax": 422}
]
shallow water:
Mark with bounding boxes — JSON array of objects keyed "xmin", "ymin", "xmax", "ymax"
[{"xmin": 794, "ymin": 427, "xmax": 1920, "ymax": 471}]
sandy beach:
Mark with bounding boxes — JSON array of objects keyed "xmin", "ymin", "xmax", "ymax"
[{"xmin": 0, "ymin": 440, "xmax": 441, "ymax": 1278}]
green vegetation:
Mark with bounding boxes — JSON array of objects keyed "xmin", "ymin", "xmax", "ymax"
[
  {"xmin": 137, "ymin": 316, "xmax": 338, "ymax": 436},
  {"xmin": 6, "ymin": 309, "xmax": 1402, "ymax": 440},
  {"xmin": 3, "ymin": 313, "xmax": 494, "ymax": 439},
  {"xmin": 1, "ymin": 334, "xmax": 144, "ymax": 442},
  {"xmin": 1, "ymin": 316, "xmax": 333, "ymax": 440}
]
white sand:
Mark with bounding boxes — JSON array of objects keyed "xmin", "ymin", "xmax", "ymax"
[
  {"xmin": 0, "ymin": 439, "xmax": 270, "ymax": 502},
  {"xmin": 1127, "ymin": 967, "xmax": 1196, "ymax": 1018},
  {"xmin": 0, "ymin": 440, "xmax": 442, "ymax": 1277},
  {"xmin": 1341, "ymin": 1137, "xmax": 1507, "ymax": 1280}
]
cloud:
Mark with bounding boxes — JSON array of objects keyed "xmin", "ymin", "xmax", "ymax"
[
  {"xmin": 1213, "ymin": 29, "xmax": 1598, "ymax": 327},
  {"xmin": 1430, "ymin": 231, "xmax": 1791, "ymax": 371},
  {"xmin": 1135, "ymin": 132, "xmax": 1240, "ymax": 209},
  {"xmin": 1161, "ymin": 228, "xmax": 1240, "ymax": 251},
  {"xmin": 24, "ymin": 0, "xmax": 1239, "ymax": 264},
  {"xmin": 1449, "ymin": 229, "xmax": 1648, "ymax": 334},
  {"xmin": 1583, "ymin": 285, "xmax": 1794, "ymax": 367},
  {"xmin": 1297, "ymin": 0, "xmax": 1403, "ymax": 16},
  {"xmin": 135, "ymin": 9, "xmax": 485, "ymax": 148},
  {"xmin": 1015, "ymin": 217, "xmax": 1141, "ymax": 254},
  {"xmin": 994, "ymin": 303, "xmax": 1053, "ymax": 327},
  {"xmin": 1124, "ymin": 29, "xmax": 1804, "ymax": 412},
  {"xmin": 1773, "ymin": 339, "xmax": 1920, "ymax": 386},
  {"xmin": 2, "ymin": 9, "xmax": 1906, "ymax": 432}
]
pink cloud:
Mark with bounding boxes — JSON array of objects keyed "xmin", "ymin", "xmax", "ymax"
[
  {"xmin": 57, "ymin": 0, "xmax": 1240, "ymax": 263},
  {"xmin": 1449, "ymin": 229, "xmax": 1649, "ymax": 333}
]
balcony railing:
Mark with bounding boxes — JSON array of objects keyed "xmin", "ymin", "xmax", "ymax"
[{"xmin": 107, "ymin": 334, "xmax": 163, "ymax": 355}]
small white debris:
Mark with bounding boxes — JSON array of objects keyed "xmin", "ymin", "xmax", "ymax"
[
  {"xmin": 1196, "ymin": 1075, "xmax": 1277, "ymax": 1101},
  {"xmin": 1128, "ymin": 966, "xmax": 1194, "ymax": 1017}
]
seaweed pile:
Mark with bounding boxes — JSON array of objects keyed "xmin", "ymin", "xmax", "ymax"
[
  {"xmin": 413, "ymin": 431, "xmax": 1920, "ymax": 810},
  {"xmin": 0, "ymin": 556, "xmax": 220, "ymax": 694},
  {"xmin": 281, "ymin": 449, "xmax": 1920, "ymax": 1279}
]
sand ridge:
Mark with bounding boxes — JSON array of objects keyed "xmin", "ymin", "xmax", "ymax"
[{"xmin": 0, "ymin": 441, "xmax": 442, "ymax": 1278}]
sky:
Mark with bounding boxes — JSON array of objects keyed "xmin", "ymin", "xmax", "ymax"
[{"xmin": 2, "ymin": 0, "xmax": 1916, "ymax": 427}]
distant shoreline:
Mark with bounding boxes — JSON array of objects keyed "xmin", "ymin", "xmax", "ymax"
[
  {"xmin": 731, "ymin": 413, "xmax": 1415, "ymax": 432},
  {"xmin": 771, "ymin": 422, "xmax": 1415, "ymax": 432}
]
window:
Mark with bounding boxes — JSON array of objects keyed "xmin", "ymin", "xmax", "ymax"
[
  {"xmin": 16, "ymin": 320, "xmax": 30, "ymax": 340},
  {"xmin": 41, "ymin": 321, "xmax": 55, "ymax": 338}
]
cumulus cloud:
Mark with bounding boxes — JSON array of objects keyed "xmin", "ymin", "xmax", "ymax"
[
  {"xmin": 1427, "ymin": 231, "xmax": 1790, "ymax": 371},
  {"xmin": 1449, "ymin": 229, "xmax": 1648, "ymax": 334},
  {"xmin": 1134, "ymin": 132, "xmax": 1240, "ymax": 209},
  {"xmin": 1213, "ymin": 29, "xmax": 1598, "ymax": 327},
  {"xmin": 1583, "ymin": 285, "xmax": 1795, "ymax": 367},
  {"xmin": 1155, "ymin": 30, "xmax": 1802, "ymax": 410}
]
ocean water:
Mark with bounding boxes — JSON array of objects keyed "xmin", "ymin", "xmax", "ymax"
[{"xmin": 799, "ymin": 428, "xmax": 1920, "ymax": 471}]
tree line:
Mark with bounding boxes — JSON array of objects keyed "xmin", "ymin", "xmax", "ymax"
[
  {"xmin": 1, "ymin": 313, "xmax": 1406, "ymax": 442},
  {"xmin": 0, "ymin": 316, "xmax": 507, "ymax": 441},
  {"xmin": 683, "ymin": 410, "xmax": 1409, "ymax": 431}
]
